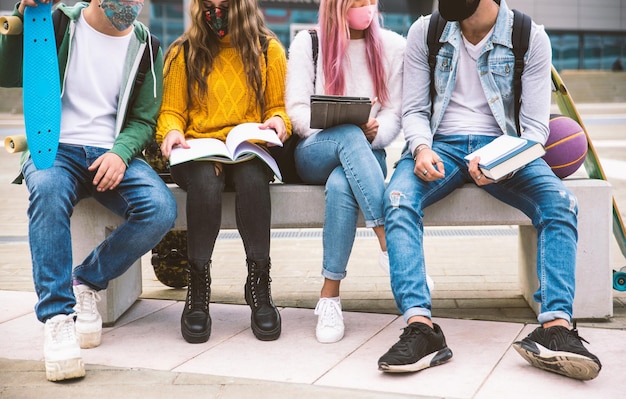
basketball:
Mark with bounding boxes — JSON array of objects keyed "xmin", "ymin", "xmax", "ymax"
[{"xmin": 543, "ymin": 114, "xmax": 588, "ymax": 178}]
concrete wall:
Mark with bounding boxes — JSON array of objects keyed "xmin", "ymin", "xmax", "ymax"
[{"xmin": 504, "ymin": 0, "xmax": 626, "ymax": 32}]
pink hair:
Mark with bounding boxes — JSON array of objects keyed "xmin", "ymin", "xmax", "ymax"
[{"xmin": 318, "ymin": 0, "xmax": 389, "ymax": 105}]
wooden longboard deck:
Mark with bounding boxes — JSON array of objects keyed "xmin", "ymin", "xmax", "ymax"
[
  {"xmin": 22, "ymin": 1, "xmax": 61, "ymax": 169},
  {"xmin": 551, "ymin": 66, "xmax": 626, "ymax": 260}
]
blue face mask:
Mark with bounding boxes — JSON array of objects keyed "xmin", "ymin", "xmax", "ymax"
[{"xmin": 100, "ymin": 0, "xmax": 144, "ymax": 31}]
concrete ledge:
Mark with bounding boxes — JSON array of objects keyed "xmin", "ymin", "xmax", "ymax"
[{"xmin": 72, "ymin": 178, "xmax": 613, "ymax": 325}]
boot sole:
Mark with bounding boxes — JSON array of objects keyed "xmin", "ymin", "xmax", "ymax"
[
  {"xmin": 513, "ymin": 340, "xmax": 600, "ymax": 380},
  {"xmin": 251, "ymin": 321, "xmax": 281, "ymax": 341},
  {"xmin": 45, "ymin": 357, "xmax": 85, "ymax": 381},
  {"xmin": 378, "ymin": 347, "xmax": 453, "ymax": 373},
  {"xmin": 181, "ymin": 318, "xmax": 211, "ymax": 343}
]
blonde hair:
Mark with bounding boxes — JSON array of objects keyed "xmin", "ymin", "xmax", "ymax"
[{"xmin": 164, "ymin": 0, "xmax": 277, "ymax": 109}]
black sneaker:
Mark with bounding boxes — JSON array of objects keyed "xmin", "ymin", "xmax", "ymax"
[
  {"xmin": 378, "ymin": 322, "xmax": 453, "ymax": 373},
  {"xmin": 513, "ymin": 324, "xmax": 601, "ymax": 380}
]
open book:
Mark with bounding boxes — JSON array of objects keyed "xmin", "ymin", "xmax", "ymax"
[
  {"xmin": 169, "ymin": 123, "xmax": 284, "ymax": 181},
  {"xmin": 310, "ymin": 95, "xmax": 372, "ymax": 129},
  {"xmin": 464, "ymin": 135, "xmax": 545, "ymax": 181}
]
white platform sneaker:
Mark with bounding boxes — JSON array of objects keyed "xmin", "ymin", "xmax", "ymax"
[
  {"xmin": 43, "ymin": 314, "xmax": 85, "ymax": 381},
  {"xmin": 73, "ymin": 284, "xmax": 102, "ymax": 349}
]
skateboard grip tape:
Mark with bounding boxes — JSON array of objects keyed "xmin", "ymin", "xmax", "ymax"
[{"xmin": 4, "ymin": 135, "xmax": 28, "ymax": 153}]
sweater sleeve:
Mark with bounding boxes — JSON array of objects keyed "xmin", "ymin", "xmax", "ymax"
[
  {"xmin": 155, "ymin": 45, "xmax": 189, "ymax": 144},
  {"xmin": 263, "ymin": 38, "xmax": 292, "ymax": 135}
]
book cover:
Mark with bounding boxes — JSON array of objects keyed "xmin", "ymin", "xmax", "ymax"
[
  {"xmin": 168, "ymin": 123, "xmax": 284, "ymax": 181},
  {"xmin": 309, "ymin": 95, "xmax": 372, "ymax": 129},
  {"xmin": 465, "ymin": 135, "xmax": 546, "ymax": 181}
]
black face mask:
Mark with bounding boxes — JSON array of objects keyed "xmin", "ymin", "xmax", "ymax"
[{"xmin": 438, "ymin": 0, "xmax": 481, "ymax": 22}]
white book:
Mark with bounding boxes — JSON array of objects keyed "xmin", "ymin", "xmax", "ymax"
[{"xmin": 169, "ymin": 123, "xmax": 284, "ymax": 181}]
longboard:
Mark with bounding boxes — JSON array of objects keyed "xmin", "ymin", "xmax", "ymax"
[
  {"xmin": 20, "ymin": 1, "xmax": 61, "ymax": 169},
  {"xmin": 551, "ymin": 66, "xmax": 626, "ymax": 290}
]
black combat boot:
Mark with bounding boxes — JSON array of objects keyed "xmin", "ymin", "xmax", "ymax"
[
  {"xmin": 244, "ymin": 258, "xmax": 281, "ymax": 341},
  {"xmin": 181, "ymin": 261, "xmax": 211, "ymax": 343}
]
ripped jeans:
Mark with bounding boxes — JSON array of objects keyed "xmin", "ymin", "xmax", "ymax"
[{"xmin": 384, "ymin": 135, "xmax": 578, "ymax": 325}]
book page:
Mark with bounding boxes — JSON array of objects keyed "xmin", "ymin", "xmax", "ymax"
[
  {"xmin": 234, "ymin": 141, "xmax": 283, "ymax": 182},
  {"xmin": 225, "ymin": 123, "xmax": 282, "ymax": 155},
  {"xmin": 169, "ymin": 138, "xmax": 230, "ymax": 166},
  {"xmin": 464, "ymin": 135, "xmax": 526, "ymax": 165}
]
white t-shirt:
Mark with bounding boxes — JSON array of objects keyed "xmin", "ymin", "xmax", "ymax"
[
  {"xmin": 436, "ymin": 26, "xmax": 501, "ymax": 137},
  {"xmin": 59, "ymin": 11, "xmax": 132, "ymax": 148}
]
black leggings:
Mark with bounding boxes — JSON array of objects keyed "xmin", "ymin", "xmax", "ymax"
[{"xmin": 171, "ymin": 158, "xmax": 273, "ymax": 265}]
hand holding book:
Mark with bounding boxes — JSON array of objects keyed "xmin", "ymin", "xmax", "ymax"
[
  {"xmin": 464, "ymin": 135, "xmax": 545, "ymax": 181},
  {"xmin": 167, "ymin": 123, "xmax": 284, "ymax": 181}
]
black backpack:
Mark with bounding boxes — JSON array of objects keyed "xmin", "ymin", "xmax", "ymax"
[
  {"xmin": 427, "ymin": 8, "xmax": 531, "ymax": 136},
  {"xmin": 52, "ymin": 8, "xmax": 160, "ymax": 109}
]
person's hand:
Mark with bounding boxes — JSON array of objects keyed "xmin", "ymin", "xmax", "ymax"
[
  {"xmin": 18, "ymin": 0, "xmax": 52, "ymax": 15},
  {"xmin": 360, "ymin": 118, "xmax": 379, "ymax": 143},
  {"xmin": 88, "ymin": 152, "xmax": 127, "ymax": 192},
  {"xmin": 467, "ymin": 156, "xmax": 493, "ymax": 186},
  {"xmin": 260, "ymin": 116, "xmax": 287, "ymax": 146},
  {"xmin": 413, "ymin": 147, "xmax": 445, "ymax": 181},
  {"xmin": 160, "ymin": 130, "xmax": 188, "ymax": 159}
]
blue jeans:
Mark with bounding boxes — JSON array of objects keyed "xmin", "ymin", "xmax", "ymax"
[
  {"xmin": 384, "ymin": 135, "xmax": 578, "ymax": 325},
  {"xmin": 23, "ymin": 144, "xmax": 177, "ymax": 322},
  {"xmin": 295, "ymin": 124, "xmax": 387, "ymax": 280}
]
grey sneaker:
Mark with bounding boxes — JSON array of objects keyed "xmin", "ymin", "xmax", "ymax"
[
  {"xmin": 378, "ymin": 322, "xmax": 453, "ymax": 373},
  {"xmin": 73, "ymin": 284, "xmax": 102, "ymax": 349},
  {"xmin": 43, "ymin": 314, "xmax": 85, "ymax": 382},
  {"xmin": 513, "ymin": 324, "xmax": 601, "ymax": 380}
]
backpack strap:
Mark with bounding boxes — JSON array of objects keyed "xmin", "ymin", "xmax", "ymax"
[
  {"xmin": 129, "ymin": 34, "xmax": 160, "ymax": 109},
  {"xmin": 308, "ymin": 29, "xmax": 319, "ymax": 89},
  {"xmin": 52, "ymin": 8, "xmax": 69, "ymax": 51},
  {"xmin": 426, "ymin": 11, "xmax": 446, "ymax": 110},
  {"xmin": 511, "ymin": 9, "xmax": 532, "ymax": 136}
]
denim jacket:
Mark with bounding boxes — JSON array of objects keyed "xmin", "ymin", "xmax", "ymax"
[{"xmin": 402, "ymin": 0, "xmax": 552, "ymax": 157}]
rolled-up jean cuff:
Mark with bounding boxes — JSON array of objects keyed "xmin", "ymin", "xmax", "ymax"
[
  {"xmin": 537, "ymin": 310, "xmax": 571, "ymax": 326},
  {"xmin": 403, "ymin": 307, "xmax": 432, "ymax": 324},
  {"xmin": 365, "ymin": 217, "xmax": 385, "ymax": 229},
  {"xmin": 321, "ymin": 268, "xmax": 346, "ymax": 281}
]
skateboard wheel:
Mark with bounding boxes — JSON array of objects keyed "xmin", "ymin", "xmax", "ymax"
[
  {"xmin": 4, "ymin": 135, "xmax": 28, "ymax": 153},
  {"xmin": 613, "ymin": 271, "xmax": 626, "ymax": 291},
  {"xmin": 0, "ymin": 15, "xmax": 23, "ymax": 35}
]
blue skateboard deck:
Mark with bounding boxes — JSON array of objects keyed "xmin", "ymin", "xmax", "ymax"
[{"xmin": 22, "ymin": 1, "xmax": 61, "ymax": 169}]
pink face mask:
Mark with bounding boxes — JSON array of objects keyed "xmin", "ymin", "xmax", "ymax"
[{"xmin": 346, "ymin": 4, "xmax": 377, "ymax": 31}]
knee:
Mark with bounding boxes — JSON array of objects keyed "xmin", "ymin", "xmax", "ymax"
[{"xmin": 144, "ymin": 187, "xmax": 177, "ymax": 229}]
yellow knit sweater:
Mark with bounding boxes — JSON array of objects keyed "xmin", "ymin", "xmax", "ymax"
[{"xmin": 156, "ymin": 35, "xmax": 291, "ymax": 143}]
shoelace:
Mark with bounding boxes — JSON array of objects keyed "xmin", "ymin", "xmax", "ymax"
[
  {"xmin": 390, "ymin": 324, "xmax": 431, "ymax": 352},
  {"xmin": 77, "ymin": 289, "xmax": 100, "ymax": 315},
  {"xmin": 570, "ymin": 321, "xmax": 590, "ymax": 344},
  {"xmin": 314, "ymin": 299, "xmax": 343, "ymax": 327},
  {"xmin": 48, "ymin": 314, "xmax": 77, "ymax": 344}
]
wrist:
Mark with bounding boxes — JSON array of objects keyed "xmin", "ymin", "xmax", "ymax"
[{"xmin": 413, "ymin": 144, "xmax": 430, "ymax": 160}]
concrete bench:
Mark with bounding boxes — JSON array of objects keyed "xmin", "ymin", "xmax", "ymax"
[{"xmin": 71, "ymin": 179, "xmax": 613, "ymax": 325}]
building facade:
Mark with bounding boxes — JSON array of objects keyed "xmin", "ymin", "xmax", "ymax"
[{"xmin": 0, "ymin": 0, "xmax": 624, "ymax": 71}]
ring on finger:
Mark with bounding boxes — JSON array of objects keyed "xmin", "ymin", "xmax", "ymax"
[
  {"xmin": 422, "ymin": 169, "xmax": 428, "ymax": 176},
  {"xmin": 477, "ymin": 174, "xmax": 483, "ymax": 180}
]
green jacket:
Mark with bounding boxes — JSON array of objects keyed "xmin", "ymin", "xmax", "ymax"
[{"xmin": 0, "ymin": 2, "xmax": 164, "ymax": 183}]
